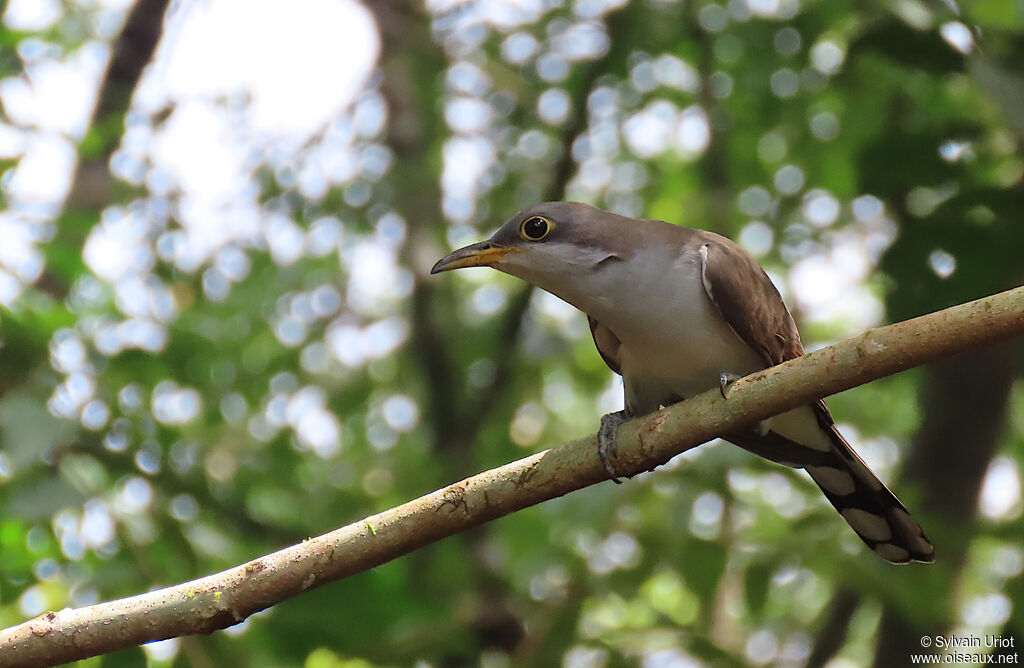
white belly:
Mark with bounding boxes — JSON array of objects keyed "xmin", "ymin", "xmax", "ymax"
[
  {"xmin": 607, "ymin": 272, "xmax": 832, "ymax": 452},
  {"xmin": 582, "ymin": 247, "xmax": 765, "ymax": 412}
]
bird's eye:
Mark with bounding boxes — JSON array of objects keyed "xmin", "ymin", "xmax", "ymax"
[{"xmin": 520, "ymin": 216, "xmax": 552, "ymax": 241}]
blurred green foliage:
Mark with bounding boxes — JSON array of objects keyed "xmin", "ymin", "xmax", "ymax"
[{"xmin": 0, "ymin": 1, "xmax": 1022, "ymax": 666}]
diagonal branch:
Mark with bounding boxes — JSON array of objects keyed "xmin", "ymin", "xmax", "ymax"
[{"xmin": 2, "ymin": 286, "xmax": 1023, "ymax": 668}]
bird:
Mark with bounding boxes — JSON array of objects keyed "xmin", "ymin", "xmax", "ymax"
[{"xmin": 431, "ymin": 201, "xmax": 934, "ymax": 564}]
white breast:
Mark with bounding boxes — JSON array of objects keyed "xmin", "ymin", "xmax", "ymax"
[{"xmin": 567, "ymin": 246, "xmax": 765, "ymax": 407}]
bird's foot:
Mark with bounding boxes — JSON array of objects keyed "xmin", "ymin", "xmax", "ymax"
[
  {"xmin": 598, "ymin": 411, "xmax": 628, "ymax": 484},
  {"xmin": 719, "ymin": 370, "xmax": 742, "ymax": 398},
  {"xmin": 718, "ymin": 370, "xmax": 768, "ymax": 433}
]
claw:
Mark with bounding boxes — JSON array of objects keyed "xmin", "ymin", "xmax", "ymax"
[
  {"xmin": 598, "ymin": 411, "xmax": 628, "ymax": 484},
  {"xmin": 719, "ymin": 370, "xmax": 741, "ymax": 398}
]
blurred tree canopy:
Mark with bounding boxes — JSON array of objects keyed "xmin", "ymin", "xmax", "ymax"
[{"xmin": 0, "ymin": 0, "xmax": 1022, "ymax": 666}]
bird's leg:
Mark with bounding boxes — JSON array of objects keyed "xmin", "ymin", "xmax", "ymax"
[
  {"xmin": 719, "ymin": 370, "xmax": 742, "ymax": 398},
  {"xmin": 598, "ymin": 411, "xmax": 628, "ymax": 484}
]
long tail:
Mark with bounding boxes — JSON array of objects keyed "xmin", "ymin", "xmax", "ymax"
[
  {"xmin": 805, "ymin": 425, "xmax": 934, "ymax": 564},
  {"xmin": 727, "ymin": 406, "xmax": 934, "ymax": 564}
]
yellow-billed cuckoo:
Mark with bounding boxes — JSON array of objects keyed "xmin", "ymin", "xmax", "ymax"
[{"xmin": 432, "ymin": 202, "xmax": 934, "ymax": 564}]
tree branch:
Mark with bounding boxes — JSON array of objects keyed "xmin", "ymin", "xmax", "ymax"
[{"xmin": 2, "ymin": 286, "xmax": 1023, "ymax": 667}]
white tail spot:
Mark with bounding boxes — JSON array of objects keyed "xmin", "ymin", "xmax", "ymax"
[
  {"xmin": 841, "ymin": 508, "xmax": 892, "ymax": 542},
  {"xmin": 807, "ymin": 465, "xmax": 856, "ymax": 496},
  {"xmin": 874, "ymin": 543, "xmax": 910, "ymax": 563}
]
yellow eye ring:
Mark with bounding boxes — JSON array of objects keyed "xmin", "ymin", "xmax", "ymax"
[{"xmin": 520, "ymin": 216, "xmax": 552, "ymax": 241}]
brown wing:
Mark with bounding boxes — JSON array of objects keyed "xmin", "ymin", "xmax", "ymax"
[
  {"xmin": 697, "ymin": 234, "xmax": 933, "ymax": 563},
  {"xmin": 698, "ymin": 236, "xmax": 803, "ymax": 367},
  {"xmin": 698, "ymin": 234, "xmax": 834, "ymax": 416},
  {"xmin": 698, "ymin": 233, "xmax": 838, "ymax": 426},
  {"xmin": 587, "ymin": 316, "xmax": 622, "ymax": 375}
]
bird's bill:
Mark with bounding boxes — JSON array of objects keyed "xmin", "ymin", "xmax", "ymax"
[{"xmin": 430, "ymin": 241, "xmax": 521, "ymax": 274}]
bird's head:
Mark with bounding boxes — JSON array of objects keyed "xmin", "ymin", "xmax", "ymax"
[{"xmin": 430, "ymin": 202, "xmax": 629, "ymax": 291}]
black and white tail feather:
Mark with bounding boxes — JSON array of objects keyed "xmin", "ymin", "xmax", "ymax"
[
  {"xmin": 728, "ymin": 405, "xmax": 934, "ymax": 564},
  {"xmin": 808, "ymin": 424, "xmax": 933, "ymax": 564}
]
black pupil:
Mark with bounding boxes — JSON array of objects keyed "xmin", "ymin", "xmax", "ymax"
[{"xmin": 524, "ymin": 217, "xmax": 548, "ymax": 239}]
